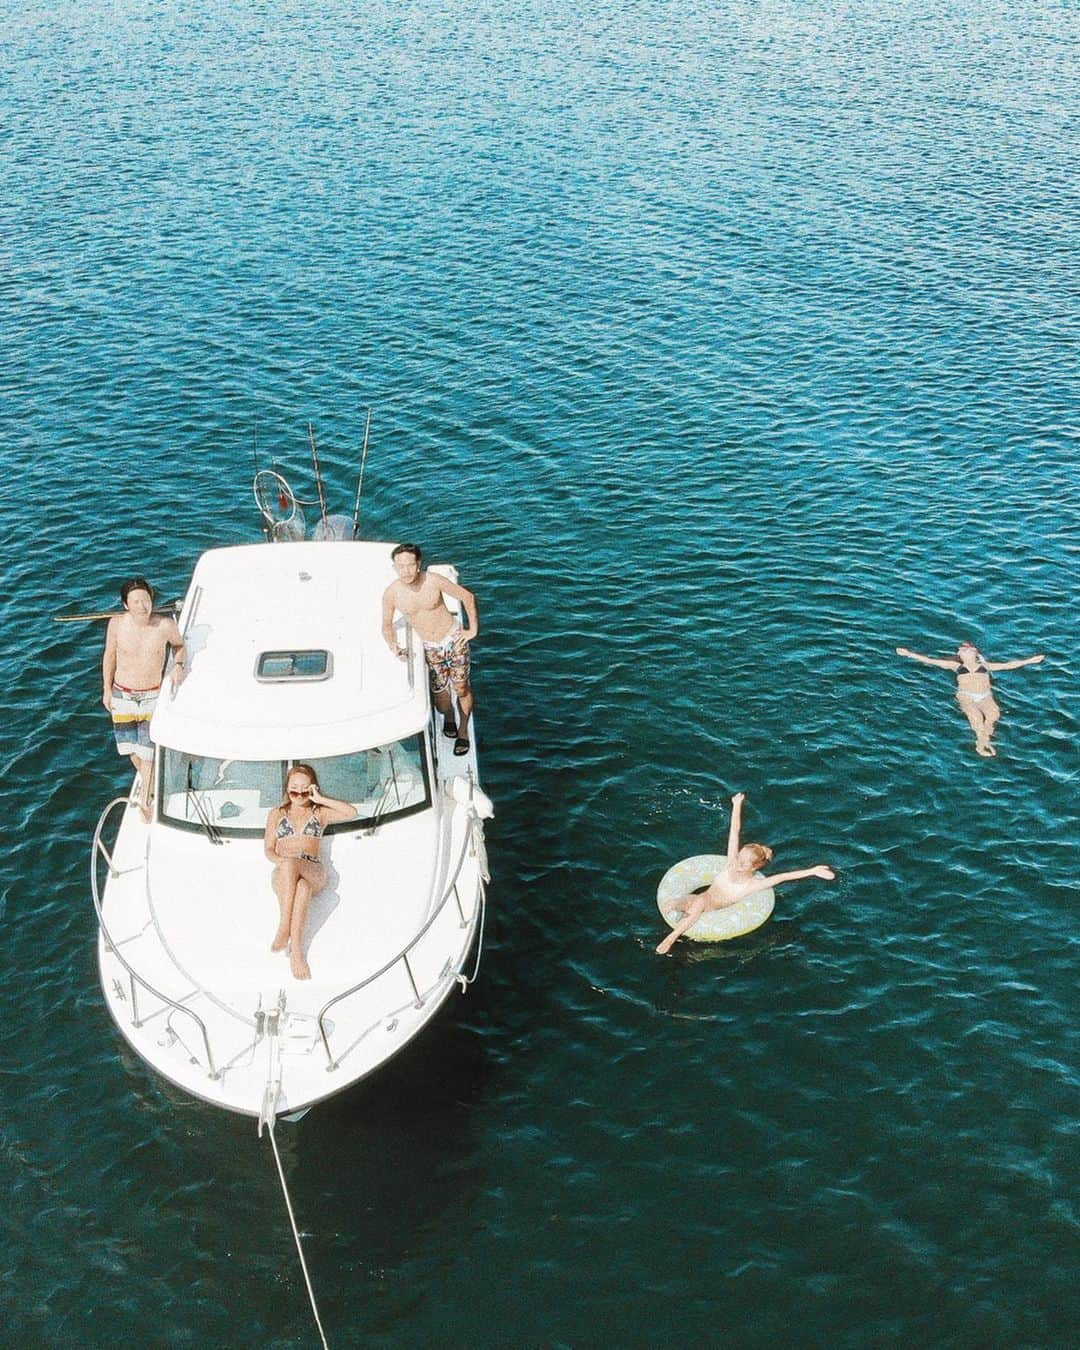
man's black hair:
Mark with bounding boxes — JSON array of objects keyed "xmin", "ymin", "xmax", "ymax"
[
  {"xmin": 391, "ymin": 543, "xmax": 422, "ymax": 563},
  {"xmin": 120, "ymin": 576, "xmax": 155, "ymax": 606}
]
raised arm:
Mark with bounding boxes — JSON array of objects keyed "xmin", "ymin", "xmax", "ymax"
[
  {"xmin": 310, "ymin": 788, "xmax": 359, "ymax": 826},
  {"xmin": 985, "ymin": 654, "xmax": 1045, "ymax": 671},
  {"xmin": 895, "ymin": 647, "xmax": 960, "ymax": 670},
  {"xmin": 437, "ymin": 576, "xmax": 480, "ymax": 640},
  {"xmin": 753, "ymin": 864, "xmax": 836, "ymax": 893},
  {"xmin": 727, "ymin": 792, "xmax": 745, "ymax": 863}
]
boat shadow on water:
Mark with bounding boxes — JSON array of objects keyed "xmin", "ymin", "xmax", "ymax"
[{"xmin": 113, "ymin": 977, "xmax": 496, "ymax": 1262}]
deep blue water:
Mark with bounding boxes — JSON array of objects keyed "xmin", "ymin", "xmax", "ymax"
[{"xmin": 2, "ymin": 1, "xmax": 1077, "ymax": 1345}]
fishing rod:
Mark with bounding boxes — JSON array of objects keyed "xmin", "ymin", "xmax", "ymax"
[
  {"xmin": 352, "ymin": 409, "xmax": 372, "ymax": 540},
  {"xmin": 307, "ymin": 423, "xmax": 328, "ymax": 533}
]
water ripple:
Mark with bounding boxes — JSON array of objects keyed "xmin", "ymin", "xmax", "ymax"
[{"xmin": 1, "ymin": 0, "xmax": 1077, "ymax": 1344}]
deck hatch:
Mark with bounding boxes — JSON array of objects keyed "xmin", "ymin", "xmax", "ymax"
[{"xmin": 255, "ymin": 649, "xmax": 333, "ymax": 682}]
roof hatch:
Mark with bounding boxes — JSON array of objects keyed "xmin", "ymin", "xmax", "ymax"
[{"xmin": 255, "ymin": 649, "xmax": 333, "ymax": 682}]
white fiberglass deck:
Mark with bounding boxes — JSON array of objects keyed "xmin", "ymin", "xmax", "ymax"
[{"xmin": 96, "ymin": 783, "xmax": 486, "ymax": 1116}]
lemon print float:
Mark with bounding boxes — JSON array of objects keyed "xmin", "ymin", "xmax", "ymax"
[{"xmin": 656, "ymin": 854, "xmax": 775, "ymax": 942}]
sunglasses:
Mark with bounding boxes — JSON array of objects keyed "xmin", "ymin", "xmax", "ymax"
[{"xmin": 288, "ymin": 787, "xmax": 312, "ymax": 796}]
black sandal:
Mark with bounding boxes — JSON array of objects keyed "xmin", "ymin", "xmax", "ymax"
[
  {"xmin": 442, "ymin": 719, "xmax": 458, "ymax": 739},
  {"xmin": 453, "ymin": 736, "xmax": 470, "ymax": 756}
]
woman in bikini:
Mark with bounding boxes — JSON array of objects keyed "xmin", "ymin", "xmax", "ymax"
[
  {"xmin": 656, "ymin": 793, "xmax": 836, "ymax": 955},
  {"xmin": 263, "ymin": 763, "xmax": 357, "ymax": 980},
  {"xmin": 895, "ymin": 642, "xmax": 1044, "ymax": 756}
]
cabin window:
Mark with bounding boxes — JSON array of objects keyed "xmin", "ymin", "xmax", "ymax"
[
  {"xmin": 307, "ymin": 735, "xmax": 431, "ymax": 833},
  {"xmin": 157, "ymin": 734, "xmax": 431, "ymax": 837},
  {"xmin": 255, "ymin": 650, "xmax": 332, "ymax": 681},
  {"xmin": 159, "ymin": 753, "xmax": 286, "ymax": 833}
]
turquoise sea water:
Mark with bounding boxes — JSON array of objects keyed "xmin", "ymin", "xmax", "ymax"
[{"xmin": 3, "ymin": 1, "xmax": 1077, "ymax": 1344}]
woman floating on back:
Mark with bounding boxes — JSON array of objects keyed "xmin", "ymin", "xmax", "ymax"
[
  {"xmin": 656, "ymin": 793, "xmax": 835, "ymax": 955},
  {"xmin": 895, "ymin": 641, "xmax": 1044, "ymax": 757}
]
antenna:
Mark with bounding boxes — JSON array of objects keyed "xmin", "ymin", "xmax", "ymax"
[
  {"xmin": 352, "ymin": 408, "xmax": 372, "ymax": 539},
  {"xmin": 307, "ymin": 423, "xmax": 328, "ymax": 533}
]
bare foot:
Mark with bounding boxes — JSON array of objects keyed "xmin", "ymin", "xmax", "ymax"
[
  {"xmin": 975, "ymin": 742, "xmax": 994, "ymax": 757},
  {"xmin": 139, "ymin": 799, "xmax": 153, "ymax": 824},
  {"xmin": 271, "ymin": 925, "xmax": 290, "ymax": 952},
  {"xmin": 290, "ymin": 950, "xmax": 311, "ymax": 980},
  {"xmin": 656, "ymin": 937, "xmax": 675, "ymax": 955}
]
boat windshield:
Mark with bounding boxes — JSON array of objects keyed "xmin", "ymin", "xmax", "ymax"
[{"xmin": 158, "ymin": 736, "xmax": 431, "ymax": 837}]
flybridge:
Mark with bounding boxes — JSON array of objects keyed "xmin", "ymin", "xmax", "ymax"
[{"xmin": 148, "ymin": 541, "xmax": 428, "ymax": 761}]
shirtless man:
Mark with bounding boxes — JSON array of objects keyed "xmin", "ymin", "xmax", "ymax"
[
  {"xmin": 657, "ymin": 792, "xmax": 835, "ymax": 955},
  {"xmin": 381, "ymin": 543, "xmax": 480, "ymax": 756},
  {"xmin": 102, "ymin": 577, "xmax": 186, "ymax": 820}
]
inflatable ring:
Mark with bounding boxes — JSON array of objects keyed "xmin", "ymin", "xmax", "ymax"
[{"xmin": 656, "ymin": 854, "xmax": 775, "ymax": 942}]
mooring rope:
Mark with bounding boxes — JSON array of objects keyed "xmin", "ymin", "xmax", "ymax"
[{"xmin": 266, "ymin": 1122, "xmax": 330, "ymax": 1350}]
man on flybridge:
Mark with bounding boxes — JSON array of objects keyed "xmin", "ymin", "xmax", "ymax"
[{"xmin": 381, "ymin": 543, "xmax": 480, "ymax": 757}]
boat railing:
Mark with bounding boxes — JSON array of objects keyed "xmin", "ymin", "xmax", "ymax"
[
  {"xmin": 91, "ymin": 797, "xmax": 220, "ymax": 1079},
  {"xmin": 316, "ymin": 802, "xmax": 486, "ymax": 1071},
  {"xmin": 386, "ymin": 613, "xmax": 419, "ymax": 691}
]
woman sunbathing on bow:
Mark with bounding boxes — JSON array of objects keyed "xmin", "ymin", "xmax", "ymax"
[
  {"xmin": 263, "ymin": 763, "xmax": 357, "ymax": 980},
  {"xmin": 656, "ymin": 793, "xmax": 835, "ymax": 955},
  {"xmin": 895, "ymin": 642, "xmax": 1044, "ymax": 757}
]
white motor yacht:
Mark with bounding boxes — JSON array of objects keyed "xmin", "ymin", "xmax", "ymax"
[{"xmin": 91, "ymin": 536, "xmax": 492, "ymax": 1124}]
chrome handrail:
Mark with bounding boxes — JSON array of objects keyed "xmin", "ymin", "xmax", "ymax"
[
  {"xmin": 404, "ymin": 618, "xmax": 415, "ymax": 693},
  {"xmin": 316, "ymin": 809, "xmax": 485, "ymax": 1070},
  {"xmin": 90, "ymin": 797, "xmax": 219, "ymax": 1078}
]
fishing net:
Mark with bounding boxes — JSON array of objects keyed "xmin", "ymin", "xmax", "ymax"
[
  {"xmin": 310, "ymin": 513, "xmax": 353, "ymax": 542},
  {"xmin": 253, "ymin": 469, "xmax": 297, "ymax": 523},
  {"xmin": 274, "ymin": 507, "xmax": 306, "ymax": 542},
  {"xmin": 253, "ymin": 470, "xmax": 305, "ymax": 540}
]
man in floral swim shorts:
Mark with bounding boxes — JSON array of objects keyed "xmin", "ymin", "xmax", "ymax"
[{"xmin": 381, "ymin": 543, "xmax": 480, "ymax": 756}]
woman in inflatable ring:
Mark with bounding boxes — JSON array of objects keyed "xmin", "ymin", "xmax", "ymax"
[
  {"xmin": 263, "ymin": 763, "xmax": 357, "ymax": 980},
  {"xmin": 657, "ymin": 793, "xmax": 835, "ymax": 955},
  {"xmin": 895, "ymin": 641, "xmax": 1044, "ymax": 757}
]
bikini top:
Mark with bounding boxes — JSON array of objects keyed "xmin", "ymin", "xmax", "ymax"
[
  {"xmin": 956, "ymin": 659, "xmax": 989, "ymax": 678},
  {"xmin": 276, "ymin": 808, "xmax": 323, "ymax": 840}
]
